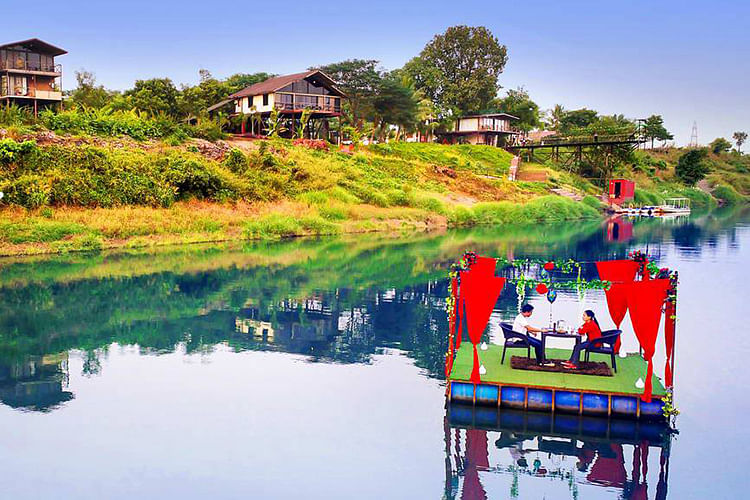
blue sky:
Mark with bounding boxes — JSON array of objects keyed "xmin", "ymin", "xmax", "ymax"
[{"xmin": 7, "ymin": 0, "xmax": 748, "ymax": 145}]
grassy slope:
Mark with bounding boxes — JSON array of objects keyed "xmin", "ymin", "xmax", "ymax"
[{"xmin": 0, "ymin": 136, "xmax": 601, "ymax": 255}]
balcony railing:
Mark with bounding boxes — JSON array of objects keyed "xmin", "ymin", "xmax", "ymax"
[
  {"xmin": 274, "ymin": 101, "xmax": 341, "ymax": 113},
  {"xmin": 0, "ymin": 61, "xmax": 62, "ymax": 74},
  {"xmin": 0, "ymin": 87, "xmax": 62, "ymax": 100}
]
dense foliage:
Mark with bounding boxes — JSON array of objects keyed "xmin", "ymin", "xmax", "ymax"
[{"xmin": 676, "ymin": 149, "xmax": 710, "ymax": 186}]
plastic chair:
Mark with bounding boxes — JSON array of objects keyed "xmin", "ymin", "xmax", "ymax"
[
  {"xmin": 500, "ymin": 322, "xmax": 531, "ymax": 365},
  {"xmin": 584, "ymin": 329, "xmax": 622, "ymax": 373}
]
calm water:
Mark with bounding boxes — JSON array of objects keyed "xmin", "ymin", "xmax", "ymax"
[{"xmin": 1, "ymin": 209, "xmax": 748, "ymax": 499}]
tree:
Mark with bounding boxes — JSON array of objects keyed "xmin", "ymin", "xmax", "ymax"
[
  {"xmin": 66, "ymin": 70, "xmax": 116, "ymax": 109},
  {"xmin": 642, "ymin": 114, "xmax": 673, "ymax": 148},
  {"xmin": 733, "ymin": 131, "xmax": 747, "ymax": 153},
  {"xmin": 488, "ymin": 87, "xmax": 540, "ymax": 132},
  {"xmin": 312, "ymin": 59, "xmax": 382, "ymax": 130},
  {"xmin": 676, "ymin": 149, "xmax": 710, "ymax": 186},
  {"xmin": 558, "ymin": 108, "xmax": 598, "ymax": 133},
  {"xmin": 223, "ymin": 72, "xmax": 275, "ymax": 95},
  {"xmin": 709, "ymin": 137, "xmax": 732, "ymax": 154},
  {"xmin": 404, "ymin": 25, "xmax": 508, "ymax": 115},
  {"xmin": 178, "ymin": 70, "xmax": 232, "ymax": 119},
  {"xmin": 546, "ymin": 104, "xmax": 566, "ymax": 130},
  {"xmin": 123, "ymin": 78, "xmax": 180, "ymax": 116},
  {"xmin": 369, "ymin": 73, "xmax": 418, "ymax": 141}
]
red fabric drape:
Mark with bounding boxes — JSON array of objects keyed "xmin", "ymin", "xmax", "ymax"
[
  {"xmin": 462, "ymin": 429, "xmax": 489, "ymax": 500},
  {"xmin": 664, "ymin": 298, "xmax": 676, "ymax": 388},
  {"xmin": 460, "ymin": 257, "xmax": 505, "ymax": 383},
  {"xmin": 596, "ymin": 260, "xmax": 640, "ymax": 353},
  {"xmin": 587, "ymin": 444, "xmax": 626, "ymax": 488},
  {"xmin": 627, "ymin": 279, "xmax": 671, "ymax": 402}
]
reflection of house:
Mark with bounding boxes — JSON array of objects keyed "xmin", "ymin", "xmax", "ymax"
[
  {"xmin": 224, "ymin": 70, "xmax": 347, "ymax": 141},
  {"xmin": 438, "ymin": 113, "xmax": 520, "ymax": 147},
  {"xmin": 235, "ymin": 318, "xmax": 274, "ymax": 340},
  {"xmin": 0, "ymin": 38, "xmax": 66, "ymax": 116},
  {"xmin": 0, "ymin": 353, "xmax": 74, "ymax": 412}
]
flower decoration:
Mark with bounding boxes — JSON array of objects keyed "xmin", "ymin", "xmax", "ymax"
[
  {"xmin": 535, "ymin": 283, "xmax": 548, "ymax": 294},
  {"xmin": 543, "ymin": 262, "xmax": 555, "ymax": 271}
]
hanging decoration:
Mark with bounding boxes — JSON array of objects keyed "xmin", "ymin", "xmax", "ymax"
[
  {"xmin": 544, "ymin": 261, "xmax": 555, "ymax": 271},
  {"xmin": 535, "ymin": 283, "xmax": 549, "ymax": 295},
  {"xmin": 626, "ymin": 278, "xmax": 671, "ymax": 402},
  {"xmin": 596, "ymin": 259, "xmax": 640, "ymax": 353},
  {"xmin": 664, "ymin": 272, "xmax": 679, "ymax": 388}
]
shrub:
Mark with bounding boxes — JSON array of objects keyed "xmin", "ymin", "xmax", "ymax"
[
  {"xmin": 712, "ymin": 185, "xmax": 744, "ymax": 205},
  {"xmin": 298, "ymin": 191, "xmax": 328, "ymax": 206},
  {"xmin": 676, "ymin": 149, "xmax": 710, "ymax": 186},
  {"xmin": 292, "ymin": 138, "xmax": 329, "ymax": 151},
  {"xmin": 318, "ymin": 205, "xmax": 347, "ymax": 221},
  {"xmin": 582, "ymin": 195, "xmax": 604, "ymax": 210}
]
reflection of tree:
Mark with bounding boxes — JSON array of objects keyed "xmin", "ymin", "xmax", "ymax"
[{"xmin": 0, "ymin": 208, "xmax": 745, "ymax": 388}]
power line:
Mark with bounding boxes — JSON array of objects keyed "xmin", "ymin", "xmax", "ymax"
[{"xmin": 689, "ymin": 121, "xmax": 698, "ymax": 147}]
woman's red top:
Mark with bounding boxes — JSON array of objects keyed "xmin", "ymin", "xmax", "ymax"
[{"xmin": 578, "ymin": 321, "xmax": 602, "ymax": 341}]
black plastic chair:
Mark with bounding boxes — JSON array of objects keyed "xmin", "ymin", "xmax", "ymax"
[
  {"xmin": 500, "ymin": 322, "xmax": 531, "ymax": 365},
  {"xmin": 584, "ymin": 329, "xmax": 622, "ymax": 373}
]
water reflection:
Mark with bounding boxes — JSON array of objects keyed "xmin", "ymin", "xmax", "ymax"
[
  {"xmin": 0, "ymin": 207, "xmax": 746, "ymax": 414},
  {"xmin": 446, "ymin": 406, "xmax": 671, "ymax": 499}
]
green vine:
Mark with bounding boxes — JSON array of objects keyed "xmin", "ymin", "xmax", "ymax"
[{"xmin": 662, "ymin": 387, "xmax": 680, "ymax": 427}]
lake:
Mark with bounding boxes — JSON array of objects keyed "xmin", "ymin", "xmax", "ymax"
[{"xmin": 1, "ymin": 208, "xmax": 748, "ymax": 499}]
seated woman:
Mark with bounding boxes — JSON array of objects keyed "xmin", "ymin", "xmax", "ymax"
[{"xmin": 562, "ymin": 310, "xmax": 602, "ymax": 370}]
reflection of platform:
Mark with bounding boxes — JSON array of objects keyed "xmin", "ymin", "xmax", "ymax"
[
  {"xmin": 448, "ymin": 344, "xmax": 666, "ymax": 420},
  {"xmin": 449, "ymin": 405, "xmax": 671, "ymax": 446}
]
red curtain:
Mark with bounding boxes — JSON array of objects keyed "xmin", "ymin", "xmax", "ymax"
[
  {"xmin": 627, "ymin": 279, "xmax": 671, "ymax": 402},
  {"xmin": 462, "ymin": 429, "xmax": 489, "ymax": 500},
  {"xmin": 664, "ymin": 298, "xmax": 676, "ymax": 388},
  {"xmin": 460, "ymin": 257, "xmax": 505, "ymax": 383},
  {"xmin": 596, "ymin": 260, "xmax": 640, "ymax": 353}
]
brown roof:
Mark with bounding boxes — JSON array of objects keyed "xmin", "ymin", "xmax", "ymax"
[
  {"xmin": 0, "ymin": 38, "xmax": 67, "ymax": 56},
  {"xmin": 228, "ymin": 70, "xmax": 346, "ymax": 99},
  {"xmin": 461, "ymin": 113, "xmax": 519, "ymax": 120}
]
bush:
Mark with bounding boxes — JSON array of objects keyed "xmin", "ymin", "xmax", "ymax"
[
  {"xmin": 633, "ymin": 189, "xmax": 663, "ymax": 206},
  {"xmin": 712, "ymin": 185, "xmax": 744, "ymax": 205},
  {"xmin": 676, "ymin": 149, "xmax": 710, "ymax": 186},
  {"xmin": 319, "ymin": 205, "xmax": 347, "ymax": 220},
  {"xmin": 582, "ymin": 195, "xmax": 604, "ymax": 210}
]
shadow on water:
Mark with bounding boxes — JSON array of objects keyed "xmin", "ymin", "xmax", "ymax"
[{"xmin": 0, "ymin": 206, "xmax": 747, "ymax": 414}]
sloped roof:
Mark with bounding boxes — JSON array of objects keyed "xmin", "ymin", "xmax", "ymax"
[
  {"xmin": 228, "ymin": 70, "xmax": 346, "ymax": 99},
  {"xmin": 0, "ymin": 38, "xmax": 67, "ymax": 56},
  {"xmin": 461, "ymin": 113, "xmax": 519, "ymax": 120}
]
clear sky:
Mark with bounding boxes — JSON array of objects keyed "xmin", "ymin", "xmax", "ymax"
[{"xmin": 6, "ymin": 0, "xmax": 748, "ymax": 145}]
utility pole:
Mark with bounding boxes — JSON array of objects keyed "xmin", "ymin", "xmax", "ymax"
[{"xmin": 689, "ymin": 121, "xmax": 698, "ymax": 148}]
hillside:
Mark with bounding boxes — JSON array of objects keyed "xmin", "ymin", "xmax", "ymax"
[{"xmin": 0, "ymin": 130, "xmax": 601, "ymax": 256}]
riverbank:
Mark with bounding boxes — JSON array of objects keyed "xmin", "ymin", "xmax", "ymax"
[{"xmin": 0, "ymin": 135, "xmax": 605, "ymax": 256}]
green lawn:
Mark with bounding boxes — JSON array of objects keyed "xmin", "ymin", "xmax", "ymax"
[{"xmin": 450, "ymin": 343, "xmax": 666, "ymax": 397}]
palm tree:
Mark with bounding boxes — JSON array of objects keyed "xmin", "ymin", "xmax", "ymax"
[
  {"xmin": 733, "ymin": 131, "xmax": 747, "ymax": 153},
  {"xmin": 547, "ymin": 104, "xmax": 566, "ymax": 131}
]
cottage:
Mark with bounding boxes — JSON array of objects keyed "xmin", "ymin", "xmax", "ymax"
[
  {"xmin": 224, "ymin": 70, "xmax": 347, "ymax": 141},
  {"xmin": 0, "ymin": 38, "xmax": 66, "ymax": 116},
  {"xmin": 438, "ymin": 113, "xmax": 520, "ymax": 147}
]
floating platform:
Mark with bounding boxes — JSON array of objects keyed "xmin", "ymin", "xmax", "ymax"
[{"xmin": 447, "ymin": 344, "xmax": 666, "ymax": 421}]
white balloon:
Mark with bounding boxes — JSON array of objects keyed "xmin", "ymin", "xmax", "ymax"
[
  {"xmin": 635, "ymin": 377, "xmax": 645, "ymax": 389},
  {"xmin": 480, "ymin": 342, "xmax": 488, "ymax": 351},
  {"xmin": 479, "ymin": 365, "xmax": 487, "ymax": 375}
]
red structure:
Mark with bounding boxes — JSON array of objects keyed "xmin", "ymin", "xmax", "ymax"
[{"xmin": 609, "ymin": 179, "xmax": 635, "ymax": 206}]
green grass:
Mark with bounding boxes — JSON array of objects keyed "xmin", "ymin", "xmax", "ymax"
[
  {"xmin": 243, "ymin": 213, "xmax": 341, "ymax": 239},
  {"xmin": 450, "ymin": 344, "xmax": 666, "ymax": 397},
  {"xmin": 448, "ymin": 196, "xmax": 599, "ymax": 226}
]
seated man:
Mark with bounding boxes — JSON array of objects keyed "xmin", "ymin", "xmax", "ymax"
[
  {"xmin": 562, "ymin": 310, "xmax": 602, "ymax": 370},
  {"xmin": 513, "ymin": 304, "xmax": 554, "ymax": 367}
]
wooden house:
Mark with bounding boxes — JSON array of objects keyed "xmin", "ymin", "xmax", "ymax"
[
  {"xmin": 0, "ymin": 38, "xmax": 66, "ymax": 116},
  {"xmin": 438, "ymin": 113, "xmax": 520, "ymax": 147},
  {"xmin": 224, "ymin": 70, "xmax": 347, "ymax": 141}
]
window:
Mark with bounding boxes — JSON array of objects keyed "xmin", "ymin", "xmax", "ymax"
[
  {"xmin": 262, "ymin": 94, "xmax": 269, "ymax": 106},
  {"xmin": 247, "ymin": 96, "xmax": 254, "ymax": 109}
]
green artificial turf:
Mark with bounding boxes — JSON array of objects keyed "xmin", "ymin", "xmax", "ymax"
[{"xmin": 449, "ymin": 344, "xmax": 666, "ymax": 397}]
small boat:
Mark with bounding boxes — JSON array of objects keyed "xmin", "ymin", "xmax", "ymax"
[{"xmin": 658, "ymin": 197, "xmax": 691, "ymax": 215}]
